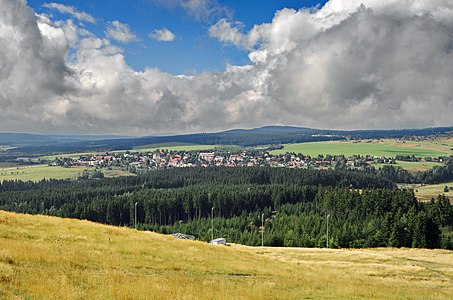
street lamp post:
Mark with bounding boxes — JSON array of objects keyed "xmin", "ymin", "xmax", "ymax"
[
  {"xmin": 211, "ymin": 206, "xmax": 214, "ymax": 241},
  {"xmin": 135, "ymin": 202, "xmax": 138, "ymax": 230},
  {"xmin": 326, "ymin": 213, "xmax": 330, "ymax": 248},
  {"xmin": 261, "ymin": 213, "xmax": 264, "ymax": 247}
]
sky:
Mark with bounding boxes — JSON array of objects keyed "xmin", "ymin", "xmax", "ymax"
[
  {"xmin": 27, "ymin": 0, "xmax": 327, "ymax": 74},
  {"xmin": 0, "ymin": 0, "xmax": 452, "ymax": 135}
]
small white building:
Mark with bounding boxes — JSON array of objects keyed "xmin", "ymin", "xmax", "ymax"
[{"xmin": 210, "ymin": 238, "xmax": 226, "ymax": 245}]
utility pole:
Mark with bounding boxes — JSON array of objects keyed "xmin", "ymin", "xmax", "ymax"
[
  {"xmin": 261, "ymin": 213, "xmax": 264, "ymax": 247},
  {"xmin": 211, "ymin": 206, "xmax": 214, "ymax": 241},
  {"xmin": 326, "ymin": 213, "xmax": 330, "ymax": 248},
  {"xmin": 135, "ymin": 202, "xmax": 138, "ymax": 230}
]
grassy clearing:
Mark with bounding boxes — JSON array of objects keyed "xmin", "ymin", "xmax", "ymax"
[
  {"xmin": 372, "ymin": 161, "xmax": 443, "ymax": 172},
  {"xmin": 0, "ymin": 210, "xmax": 452, "ymax": 299},
  {"xmin": 0, "ymin": 165, "xmax": 133, "ymax": 182},
  {"xmin": 271, "ymin": 139, "xmax": 453, "ymax": 158},
  {"xmin": 0, "ymin": 165, "xmax": 81, "ymax": 181},
  {"xmin": 399, "ymin": 182, "xmax": 453, "ymax": 202}
]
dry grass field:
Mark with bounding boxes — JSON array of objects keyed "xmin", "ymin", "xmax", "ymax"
[{"xmin": 1, "ymin": 210, "xmax": 452, "ymax": 299}]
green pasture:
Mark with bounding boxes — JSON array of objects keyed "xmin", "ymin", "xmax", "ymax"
[
  {"xmin": 0, "ymin": 165, "xmax": 133, "ymax": 182},
  {"xmin": 271, "ymin": 140, "xmax": 452, "ymax": 158}
]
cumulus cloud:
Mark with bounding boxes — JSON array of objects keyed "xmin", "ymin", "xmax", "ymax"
[
  {"xmin": 0, "ymin": 0, "xmax": 453, "ymax": 135},
  {"xmin": 150, "ymin": 28, "xmax": 176, "ymax": 42},
  {"xmin": 105, "ymin": 20, "xmax": 137, "ymax": 43},
  {"xmin": 43, "ymin": 2, "xmax": 95, "ymax": 23}
]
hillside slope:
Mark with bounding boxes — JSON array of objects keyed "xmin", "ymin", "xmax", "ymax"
[{"xmin": 0, "ymin": 211, "xmax": 452, "ymax": 299}]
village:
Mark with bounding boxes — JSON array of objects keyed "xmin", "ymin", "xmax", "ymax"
[{"xmin": 46, "ymin": 148, "xmax": 441, "ymax": 172}]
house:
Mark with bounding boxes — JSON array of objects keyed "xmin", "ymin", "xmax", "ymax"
[
  {"xmin": 199, "ymin": 152, "xmax": 215, "ymax": 161},
  {"xmin": 210, "ymin": 238, "xmax": 226, "ymax": 245}
]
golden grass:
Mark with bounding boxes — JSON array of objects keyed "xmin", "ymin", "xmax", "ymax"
[{"xmin": 0, "ymin": 211, "xmax": 452, "ymax": 299}]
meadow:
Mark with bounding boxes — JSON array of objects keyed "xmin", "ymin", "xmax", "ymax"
[
  {"xmin": 271, "ymin": 139, "xmax": 453, "ymax": 158},
  {"xmin": 0, "ymin": 210, "xmax": 452, "ymax": 299},
  {"xmin": 399, "ymin": 181, "xmax": 453, "ymax": 202},
  {"xmin": 0, "ymin": 165, "xmax": 133, "ymax": 182}
]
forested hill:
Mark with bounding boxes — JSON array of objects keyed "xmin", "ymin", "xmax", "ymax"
[
  {"xmin": 1, "ymin": 167, "xmax": 451, "ymax": 249},
  {"xmin": 6, "ymin": 126, "xmax": 453, "ymax": 154}
]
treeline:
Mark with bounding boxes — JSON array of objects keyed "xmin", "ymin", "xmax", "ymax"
[
  {"xmin": 148, "ymin": 192, "xmax": 453, "ymax": 249},
  {"xmin": 0, "ymin": 167, "xmax": 451, "ymax": 249},
  {"xmin": 0, "ymin": 166, "xmax": 395, "ymax": 193}
]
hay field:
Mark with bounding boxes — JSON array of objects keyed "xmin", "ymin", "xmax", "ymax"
[{"xmin": 1, "ymin": 210, "xmax": 452, "ymax": 299}]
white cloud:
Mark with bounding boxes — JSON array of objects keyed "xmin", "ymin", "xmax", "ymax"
[
  {"xmin": 1, "ymin": 0, "xmax": 453, "ymax": 135},
  {"xmin": 150, "ymin": 28, "xmax": 176, "ymax": 42},
  {"xmin": 105, "ymin": 21, "xmax": 137, "ymax": 43},
  {"xmin": 43, "ymin": 2, "xmax": 95, "ymax": 23},
  {"xmin": 208, "ymin": 19, "xmax": 255, "ymax": 49}
]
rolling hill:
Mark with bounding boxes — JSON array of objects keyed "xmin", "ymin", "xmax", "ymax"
[
  {"xmin": 1, "ymin": 210, "xmax": 452, "ymax": 299},
  {"xmin": 4, "ymin": 126, "xmax": 453, "ymax": 154}
]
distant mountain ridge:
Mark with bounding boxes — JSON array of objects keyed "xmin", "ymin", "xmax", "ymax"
[
  {"xmin": 0, "ymin": 133, "xmax": 131, "ymax": 147},
  {"xmin": 2, "ymin": 126, "xmax": 453, "ymax": 154}
]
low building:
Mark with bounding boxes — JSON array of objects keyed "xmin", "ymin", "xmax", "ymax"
[{"xmin": 210, "ymin": 238, "xmax": 226, "ymax": 245}]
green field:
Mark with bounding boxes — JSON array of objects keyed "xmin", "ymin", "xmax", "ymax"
[
  {"xmin": 0, "ymin": 165, "xmax": 133, "ymax": 182},
  {"xmin": 1, "ymin": 210, "xmax": 452, "ymax": 299},
  {"xmin": 271, "ymin": 139, "xmax": 453, "ymax": 158}
]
